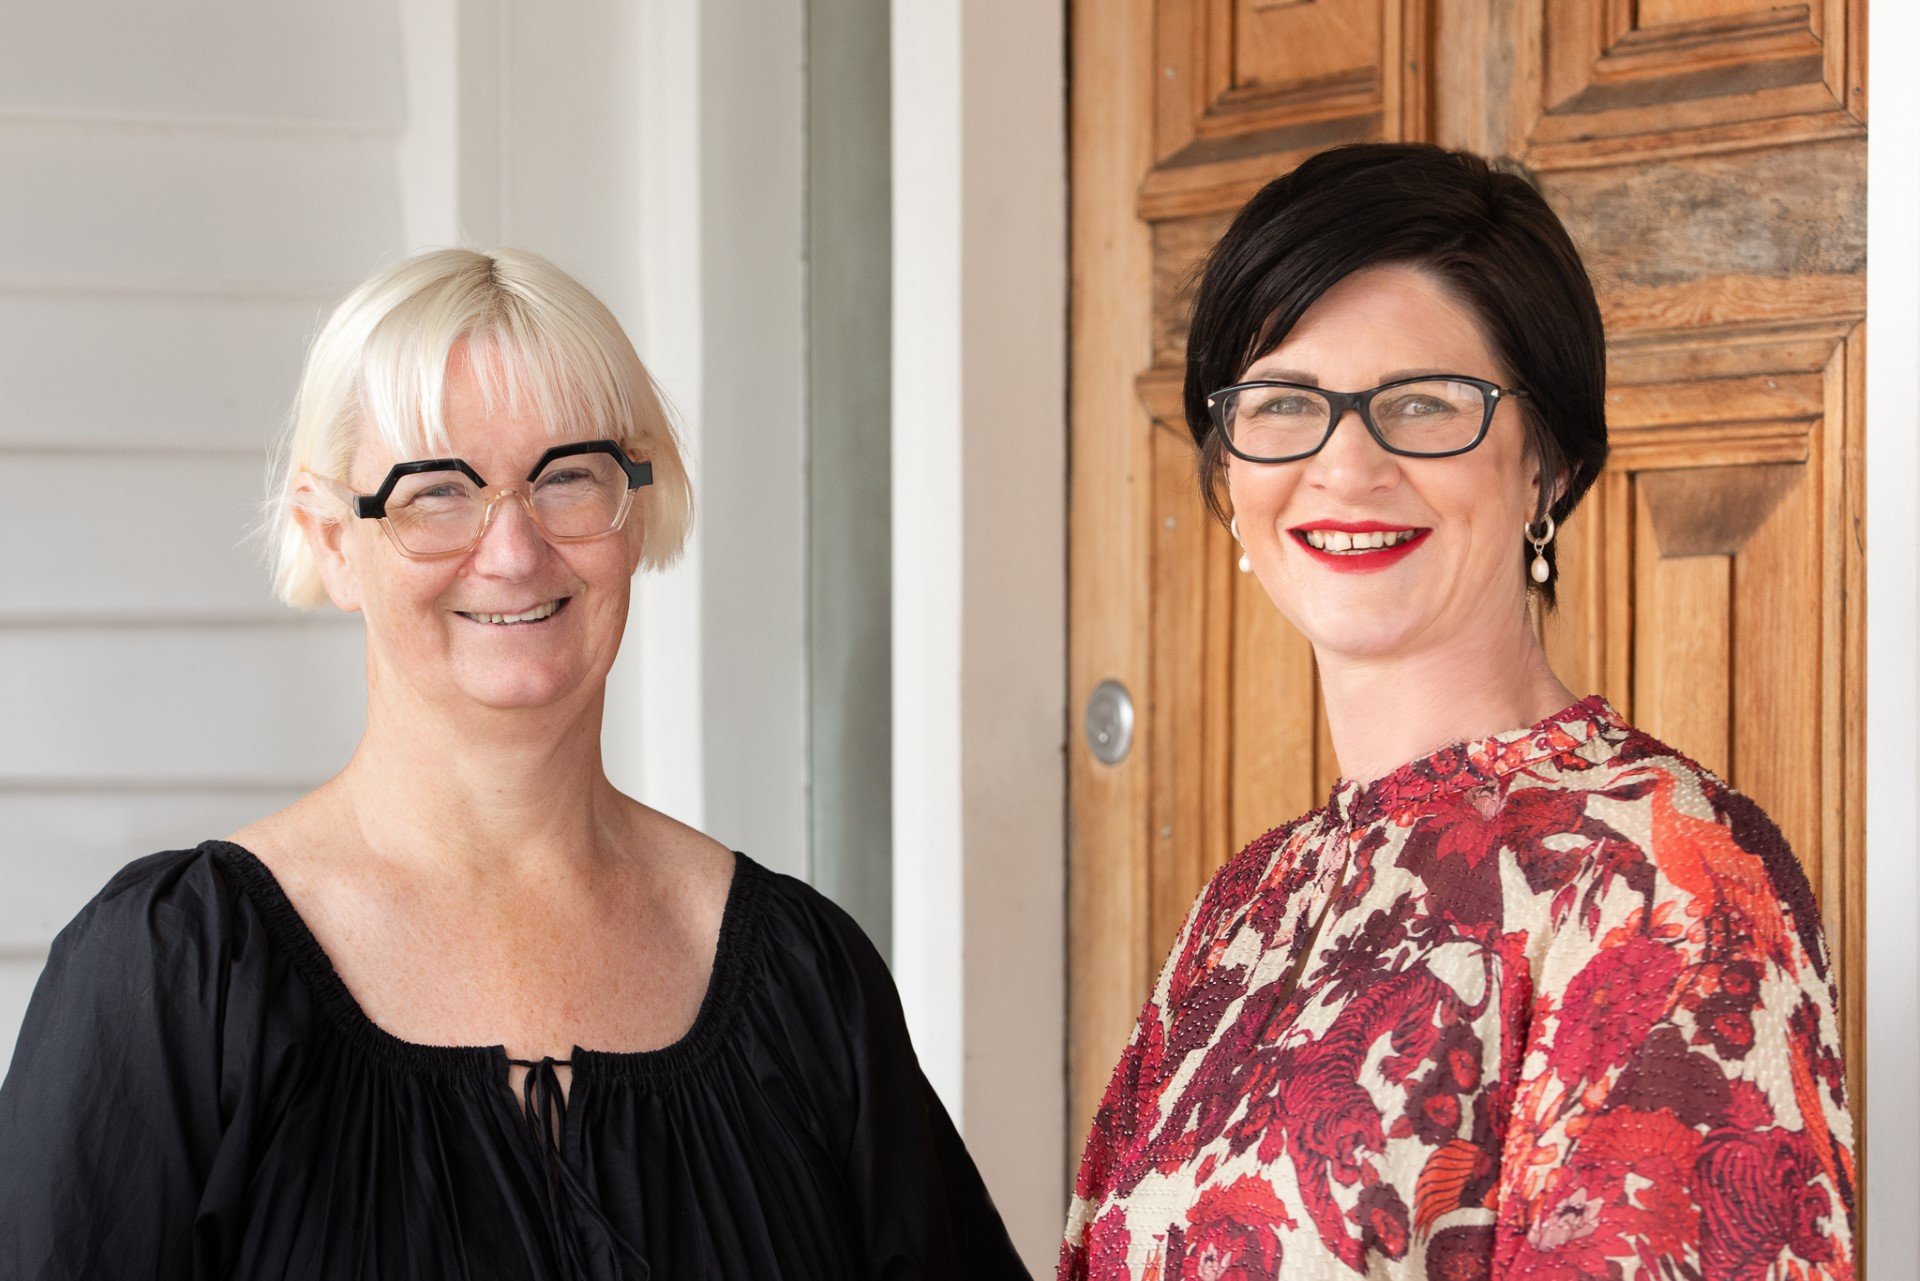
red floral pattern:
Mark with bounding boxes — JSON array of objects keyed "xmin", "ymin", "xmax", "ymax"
[{"xmin": 1059, "ymin": 696, "xmax": 1854, "ymax": 1279}]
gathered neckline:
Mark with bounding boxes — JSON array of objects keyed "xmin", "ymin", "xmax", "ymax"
[
  {"xmin": 204, "ymin": 838, "xmax": 767, "ymax": 1086},
  {"xmin": 1327, "ymin": 693, "xmax": 1626, "ymax": 827}
]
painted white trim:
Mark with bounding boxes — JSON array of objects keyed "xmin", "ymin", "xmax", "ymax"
[
  {"xmin": 686, "ymin": 0, "xmax": 810, "ymax": 879},
  {"xmin": 592, "ymin": 0, "xmax": 810, "ymax": 866},
  {"xmin": 891, "ymin": 0, "xmax": 966, "ymax": 1114},
  {"xmin": 1865, "ymin": 5, "xmax": 1920, "ymax": 1271},
  {"xmin": 626, "ymin": 0, "xmax": 707, "ymax": 829},
  {"xmin": 891, "ymin": 0, "xmax": 1068, "ymax": 1268}
]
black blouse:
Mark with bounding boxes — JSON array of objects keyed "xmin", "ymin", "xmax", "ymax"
[{"xmin": 0, "ymin": 841, "xmax": 1028, "ymax": 1280}]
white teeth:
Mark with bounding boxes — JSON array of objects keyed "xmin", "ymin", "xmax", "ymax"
[
  {"xmin": 461, "ymin": 600, "xmax": 561, "ymax": 625},
  {"xmin": 1301, "ymin": 528, "xmax": 1418, "ymax": 553}
]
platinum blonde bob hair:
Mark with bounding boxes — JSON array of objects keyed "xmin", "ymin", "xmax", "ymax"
[{"xmin": 268, "ymin": 247, "xmax": 692, "ymax": 609}]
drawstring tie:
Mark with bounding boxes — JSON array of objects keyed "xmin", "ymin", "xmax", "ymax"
[{"xmin": 508, "ymin": 1056, "xmax": 651, "ymax": 1279}]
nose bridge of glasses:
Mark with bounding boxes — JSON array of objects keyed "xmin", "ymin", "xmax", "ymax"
[
  {"xmin": 1321, "ymin": 388, "xmax": 1390, "ymax": 454},
  {"xmin": 469, "ymin": 480, "xmax": 547, "ymax": 541}
]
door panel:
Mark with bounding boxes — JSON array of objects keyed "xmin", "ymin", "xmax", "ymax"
[{"xmin": 1069, "ymin": 0, "xmax": 1867, "ymax": 1225}]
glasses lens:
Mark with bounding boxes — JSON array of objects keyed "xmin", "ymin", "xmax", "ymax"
[
  {"xmin": 1367, "ymin": 379, "xmax": 1489, "ymax": 455},
  {"xmin": 384, "ymin": 469, "xmax": 486, "ymax": 554},
  {"xmin": 531, "ymin": 450, "xmax": 631, "ymax": 538},
  {"xmin": 1218, "ymin": 385, "xmax": 1333, "ymax": 460}
]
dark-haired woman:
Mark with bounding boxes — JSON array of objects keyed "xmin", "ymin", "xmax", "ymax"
[{"xmin": 1059, "ymin": 143, "xmax": 1854, "ymax": 1279}]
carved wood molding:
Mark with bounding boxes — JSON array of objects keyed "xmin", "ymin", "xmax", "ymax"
[
  {"xmin": 1603, "ymin": 317, "xmax": 1844, "ymax": 470},
  {"xmin": 1136, "ymin": 368, "xmax": 1189, "ymax": 437},
  {"xmin": 1139, "ymin": 0, "xmax": 1431, "ymax": 221},
  {"xmin": 1640, "ymin": 463, "xmax": 1802, "ymax": 558},
  {"xmin": 1519, "ymin": 0, "xmax": 1863, "ymax": 170}
]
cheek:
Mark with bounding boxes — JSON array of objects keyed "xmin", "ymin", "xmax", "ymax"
[
  {"xmin": 1224, "ymin": 462, "xmax": 1298, "ymax": 530},
  {"xmin": 1426, "ymin": 460, "xmax": 1530, "ymax": 579},
  {"xmin": 351, "ymin": 548, "xmax": 461, "ymax": 627}
]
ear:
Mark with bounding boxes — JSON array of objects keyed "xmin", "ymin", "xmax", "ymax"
[
  {"xmin": 1529, "ymin": 457, "xmax": 1569, "ymax": 522},
  {"xmin": 290, "ymin": 476, "xmax": 365, "ymax": 614}
]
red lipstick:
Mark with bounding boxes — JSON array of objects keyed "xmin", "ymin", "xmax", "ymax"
[{"xmin": 1288, "ymin": 521, "xmax": 1431, "ymax": 574}]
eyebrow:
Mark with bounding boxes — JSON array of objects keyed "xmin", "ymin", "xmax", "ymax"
[{"xmin": 1240, "ymin": 367, "xmax": 1459, "ymax": 386}]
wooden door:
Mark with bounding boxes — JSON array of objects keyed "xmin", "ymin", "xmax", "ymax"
[{"xmin": 1067, "ymin": 0, "xmax": 1867, "ymax": 1208}]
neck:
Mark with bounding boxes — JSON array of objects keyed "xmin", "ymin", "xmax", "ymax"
[
  {"xmin": 326, "ymin": 657, "xmax": 626, "ymax": 881},
  {"xmin": 1316, "ymin": 598, "xmax": 1577, "ymax": 788}
]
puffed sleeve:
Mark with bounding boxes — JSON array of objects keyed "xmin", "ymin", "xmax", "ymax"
[
  {"xmin": 0, "ymin": 850, "xmax": 248, "ymax": 1279},
  {"xmin": 1491, "ymin": 769, "xmax": 1856, "ymax": 1278},
  {"xmin": 781, "ymin": 881, "xmax": 1031, "ymax": 1280}
]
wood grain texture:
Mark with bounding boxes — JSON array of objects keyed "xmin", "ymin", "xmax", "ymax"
[
  {"xmin": 1520, "ymin": 0, "xmax": 1860, "ymax": 165},
  {"xmin": 1538, "ymin": 497, "xmax": 1606, "ymax": 700},
  {"xmin": 1147, "ymin": 428, "xmax": 1229, "ymax": 960},
  {"xmin": 1066, "ymin": 0, "xmax": 1160, "ymax": 1164},
  {"xmin": 1632, "ymin": 487, "xmax": 1734, "ymax": 778},
  {"xmin": 1138, "ymin": 0, "xmax": 1429, "ymax": 220},
  {"xmin": 1229, "ymin": 564, "xmax": 1319, "ymax": 851},
  {"xmin": 1835, "ymin": 325, "xmax": 1866, "ymax": 1231},
  {"xmin": 1067, "ymin": 0, "xmax": 1868, "ymax": 1231}
]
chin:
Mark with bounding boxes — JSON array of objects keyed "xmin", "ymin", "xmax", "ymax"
[
  {"xmin": 1290, "ymin": 597, "xmax": 1429, "ymax": 661},
  {"xmin": 448, "ymin": 662, "xmax": 590, "ymax": 711}
]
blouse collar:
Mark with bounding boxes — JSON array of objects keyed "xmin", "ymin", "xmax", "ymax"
[{"xmin": 1327, "ymin": 693, "xmax": 1626, "ymax": 827}]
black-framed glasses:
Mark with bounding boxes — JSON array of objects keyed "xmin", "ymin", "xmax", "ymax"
[
  {"xmin": 308, "ymin": 438, "xmax": 654, "ymax": 559},
  {"xmin": 1206, "ymin": 375, "xmax": 1531, "ymax": 463}
]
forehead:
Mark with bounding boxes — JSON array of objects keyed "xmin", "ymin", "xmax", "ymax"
[
  {"xmin": 353, "ymin": 344, "xmax": 612, "ymax": 480},
  {"xmin": 1243, "ymin": 264, "xmax": 1499, "ymax": 384}
]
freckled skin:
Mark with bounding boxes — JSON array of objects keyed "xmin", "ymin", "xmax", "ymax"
[
  {"xmin": 249, "ymin": 346, "xmax": 732, "ymax": 1081},
  {"xmin": 322, "ymin": 357, "xmax": 647, "ymax": 719}
]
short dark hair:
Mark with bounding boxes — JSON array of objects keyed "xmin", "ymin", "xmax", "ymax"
[{"xmin": 1183, "ymin": 142, "xmax": 1608, "ymax": 607}]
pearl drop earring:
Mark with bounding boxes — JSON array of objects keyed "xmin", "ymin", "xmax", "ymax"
[
  {"xmin": 1525, "ymin": 514, "xmax": 1556, "ymax": 585},
  {"xmin": 1230, "ymin": 517, "xmax": 1251, "ymax": 574}
]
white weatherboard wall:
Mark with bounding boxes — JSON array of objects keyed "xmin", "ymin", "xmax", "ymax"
[
  {"xmin": 892, "ymin": 0, "xmax": 1068, "ymax": 1267},
  {"xmin": 0, "ymin": 3, "xmax": 402, "ymax": 1065},
  {"xmin": 0, "ymin": 0, "xmax": 814, "ymax": 1077}
]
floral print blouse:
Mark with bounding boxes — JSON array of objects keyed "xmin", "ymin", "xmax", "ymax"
[{"xmin": 1060, "ymin": 695, "xmax": 1854, "ymax": 1280}]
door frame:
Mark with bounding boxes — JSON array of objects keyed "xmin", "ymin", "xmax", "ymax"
[
  {"xmin": 888, "ymin": 0, "xmax": 1069, "ymax": 1269},
  {"xmin": 1863, "ymin": 0, "xmax": 1920, "ymax": 1264}
]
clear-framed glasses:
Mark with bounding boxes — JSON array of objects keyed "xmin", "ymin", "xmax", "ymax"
[
  {"xmin": 307, "ymin": 438, "xmax": 654, "ymax": 559},
  {"xmin": 1205, "ymin": 374, "xmax": 1531, "ymax": 463}
]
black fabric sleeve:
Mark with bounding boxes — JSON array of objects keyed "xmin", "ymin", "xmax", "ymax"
[
  {"xmin": 786, "ymin": 884, "xmax": 1032, "ymax": 1281},
  {"xmin": 0, "ymin": 851, "xmax": 240, "ymax": 1280}
]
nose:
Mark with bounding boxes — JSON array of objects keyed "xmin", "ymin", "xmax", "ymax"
[
  {"xmin": 465, "ymin": 489, "xmax": 548, "ymax": 579},
  {"xmin": 1302, "ymin": 402, "xmax": 1400, "ymax": 498}
]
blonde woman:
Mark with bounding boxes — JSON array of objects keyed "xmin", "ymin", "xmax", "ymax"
[{"xmin": 0, "ymin": 249, "xmax": 1025, "ymax": 1280}]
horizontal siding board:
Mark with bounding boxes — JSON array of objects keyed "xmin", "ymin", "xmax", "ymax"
[
  {"xmin": 0, "ymin": 122, "xmax": 404, "ymax": 291},
  {"xmin": 2, "ymin": 454, "xmax": 284, "ymax": 619},
  {"xmin": 0, "ymin": 624, "xmax": 365, "ymax": 783},
  {"xmin": 0, "ymin": 294, "xmax": 323, "ymax": 451},
  {"xmin": 0, "ymin": 790, "xmax": 302, "ymax": 949},
  {"xmin": 0, "ymin": 2, "xmax": 403, "ymax": 128}
]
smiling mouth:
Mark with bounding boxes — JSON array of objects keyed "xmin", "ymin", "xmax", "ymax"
[
  {"xmin": 1294, "ymin": 528, "xmax": 1423, "ymax": 553},
  {"xmin": 455, "ymin": 598, "xmax": 569, "ymax": 626}
]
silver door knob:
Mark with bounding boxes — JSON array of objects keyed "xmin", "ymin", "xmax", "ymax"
[{"xmin": 1083, "ymin": 679, "xmax": 1135, "ymax": 765}]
